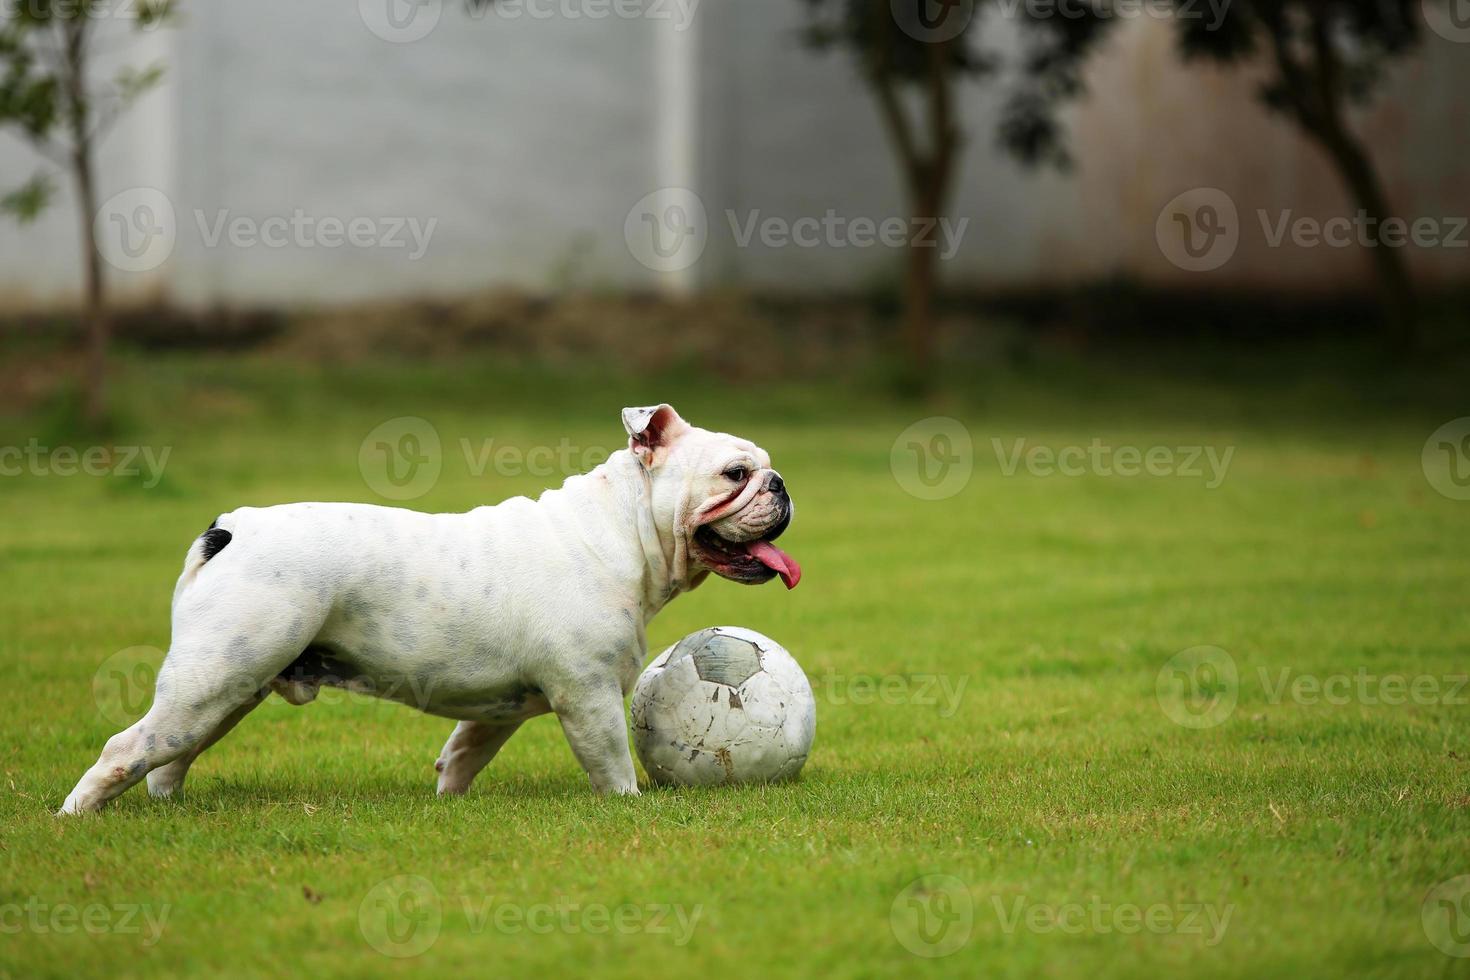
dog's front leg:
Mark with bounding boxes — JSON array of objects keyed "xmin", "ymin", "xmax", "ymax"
[{"xmin": 551, "ymin": 681, "xmax": 639, "ymax": 796}]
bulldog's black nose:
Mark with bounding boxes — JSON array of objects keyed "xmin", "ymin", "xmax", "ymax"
[{"xmin": 767, "ymin": 473, "xmax": 785, "ymax": 495}]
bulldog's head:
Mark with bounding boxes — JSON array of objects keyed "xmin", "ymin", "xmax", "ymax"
[{"xmin": 622, "ymin": 404, "xmax": 801, "ymax": 589}]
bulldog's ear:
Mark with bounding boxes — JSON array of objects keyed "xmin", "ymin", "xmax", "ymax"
[{"xmin": 622, "ymin": 404, "xmax": 689, "ymax": 466}]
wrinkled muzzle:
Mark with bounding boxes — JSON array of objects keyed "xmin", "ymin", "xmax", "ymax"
[{"xmin": 690, "ymin": 473, "xmax": 800, "ymax": 589}]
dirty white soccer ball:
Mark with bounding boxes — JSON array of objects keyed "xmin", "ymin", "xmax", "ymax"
[{"xmin": 631, "ymin": 626, "xmax": 815, "ymax": 786}]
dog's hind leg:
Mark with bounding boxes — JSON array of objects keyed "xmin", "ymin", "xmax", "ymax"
[
  {"xmin": 145, "ymin": 688, "xmax": 268, "ymax": 799},
  {"xmin": 58, "ymin": 655, "xmax": 270, "ymax": 814},
  {"xmin": 435, "ymin": 720, "xmax": 522, "ymax": 796},
  {"xmin": 60, "ymin": 597, "xmax": 323, "ymax": 814}
]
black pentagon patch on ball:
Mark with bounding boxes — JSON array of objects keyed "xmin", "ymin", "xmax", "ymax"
[{"xmin": 691, "ymin": 632, "xmax": 762, "ymax": 688}]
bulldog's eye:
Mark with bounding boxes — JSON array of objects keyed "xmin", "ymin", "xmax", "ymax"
[{"xmin": 724, "ymin": 466, "xmax": 749, "ymax": 483}]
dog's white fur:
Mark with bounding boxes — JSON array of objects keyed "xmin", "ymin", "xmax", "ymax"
[{"xmin": 59, "ymin": 405, "xmax": 793, "ymax": 813}]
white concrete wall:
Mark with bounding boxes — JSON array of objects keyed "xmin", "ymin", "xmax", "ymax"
[{"xmin": 1, "ymin": 0, "xmax": 1466, "ymax": 308}]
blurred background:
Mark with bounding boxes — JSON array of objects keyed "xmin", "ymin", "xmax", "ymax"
[{"xmin": 2, "ymin": 0, "xmax": 1467, "ymax": 420}]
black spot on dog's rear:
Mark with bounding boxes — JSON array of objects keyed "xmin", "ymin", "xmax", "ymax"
[{"xmin": 199, "ymin": 521, "xmax": 232, "ymax": 563}]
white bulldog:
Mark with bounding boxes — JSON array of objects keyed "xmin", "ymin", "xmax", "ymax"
[{"xmin": 59, "ymin": 405, "xmax": 800, "ymax": 814}]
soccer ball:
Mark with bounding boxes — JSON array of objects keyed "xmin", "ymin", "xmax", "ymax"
[{"xmin": 631, "ymin": 626, "xmax": 815, "ymax": 786}]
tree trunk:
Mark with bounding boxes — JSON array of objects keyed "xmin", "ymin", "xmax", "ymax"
[
  {"xmin": 59, "ymin": 17, "xmax": 109, "ymax": 426},
  {"xmin": 1315, "ymin": 124, "xmax": 1417, "ymax": 349},
  {"xmin": 903, "ymin": 184, "xmax": 942, "ymax": 378},
  {"xmin": 73, "ymin": 142, "xmax": 109, "ymax": 426},
  {"xmin": 1294, "ymin": 9, "xmax": 1418, "ymax": 349}
]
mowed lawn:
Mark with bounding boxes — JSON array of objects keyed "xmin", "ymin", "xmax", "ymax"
[{"xmin": 1, "ymin": 349, "xmax": 1467, "ymax": 978}]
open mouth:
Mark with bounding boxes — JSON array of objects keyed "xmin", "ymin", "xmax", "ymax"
[{"xmin": 691, "ymin": 524, "xmax": 801, "ymax": 589}]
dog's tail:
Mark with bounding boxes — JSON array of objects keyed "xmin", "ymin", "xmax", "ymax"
[{"xmin": 174, "ymin": 514, "xmax": 236, "ymax": 600}]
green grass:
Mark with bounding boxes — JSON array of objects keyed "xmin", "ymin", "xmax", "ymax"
[{"xmin": 2, "ymin": 347, "xmax": 1468, "ymax": 978}]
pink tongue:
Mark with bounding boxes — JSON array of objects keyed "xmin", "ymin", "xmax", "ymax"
[{"xmin": 746, "ymin": 540, "xmax": 802, "ymax": 589}]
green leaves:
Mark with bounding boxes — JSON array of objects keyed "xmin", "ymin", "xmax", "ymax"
[
  {"xmin": 115, "ymin": 61, "xmax": 166, "ymax": 107},
  {"xmin": 1, "ymin": 172, "xmax": 56, "ymax": 222},
  {"xmin": 0, "ymin": 61, "xmax": 60, "ymax": 138}
]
